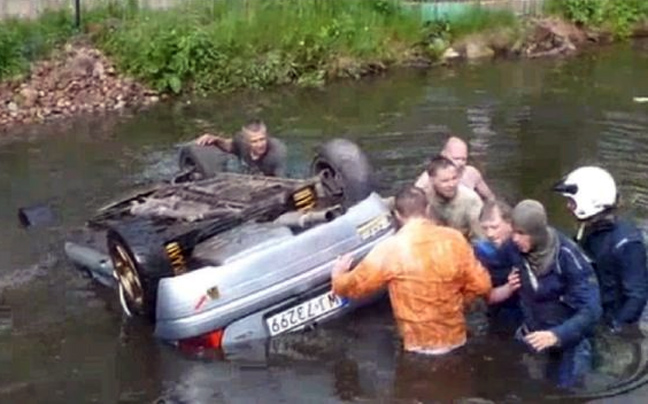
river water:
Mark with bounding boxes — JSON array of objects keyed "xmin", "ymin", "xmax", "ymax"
[{"xmin": 2, "ymin": 40, "xmax": 648, "ymax": 403}]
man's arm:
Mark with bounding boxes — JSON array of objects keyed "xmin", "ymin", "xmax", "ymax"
[
  {"xmin": 475, "ymin": 176, "xmax": 495, "ymax": 201},
  {"xmin": 332, "ymin": 242, "xmax": 394, "ymax": 300},
  {"xmin": 267, "ymin": 139, "xmax": 288, "ymax": 177},
  {"xmin": 466, "ymin": 166, "xmax": 495, "ymax": 201},
  {"xmin": 460, "ymin": 240, "xmax": 493, "ymax": 305},
  {"xmin": 548, "ymin": 248, "xmax": 602, "ymax": 347},
  {"xmin": 615, "ymin": 240, "xmax": 648, "ymax": 324},
  {"xmin": 488, "ymin": 268, "xmax": 520, "ymax": 304},
  {"xmin": 196, "ymin": 133, "xmax": 234, "ymax": 153},
  {"xmin": 467, "ymin": 192, "xmax": 485, "ymax": 241}
]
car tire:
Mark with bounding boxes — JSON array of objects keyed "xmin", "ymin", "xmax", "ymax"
[
  {"xmin": 311, "ymin": 139, "xmax": 374, "ymax": 208},
  {"xmin": 106, "ymin": 219, "xmax": 175, "ymax": 321},
  {"xmin": 178, "ymin": 144, "xmax": 229, "ymax": 179}
]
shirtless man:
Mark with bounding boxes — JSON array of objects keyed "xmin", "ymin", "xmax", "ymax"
[{"xmin": 415, "ymin": 136, "xmax": 494, "ymax": 201}]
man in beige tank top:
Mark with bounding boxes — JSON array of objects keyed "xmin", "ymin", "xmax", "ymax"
[
  {"xmin": 415, "ymin": 136, "xmax": 494, "ymax": 201},
  {"xmin": 418, "ymin": 156, "xmax": 484, "ymax": 241}
]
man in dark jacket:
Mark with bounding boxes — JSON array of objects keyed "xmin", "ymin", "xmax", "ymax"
[
  {"xmin": 474, "ymin": 199, "xmax": 524, "ymax": 332},
  {"xmin": 554, "ymin": 166, "xmax": 648, "ymax": 331},
  {"xmin": 195, "ymin": 119, "xmax": 287, "ymax": 177},
  {"xmin": 509, "ymin": 200, "xmax": 602, "ymax": 388}
]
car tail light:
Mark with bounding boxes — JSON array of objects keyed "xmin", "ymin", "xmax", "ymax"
[{"xmin": 177, "ymin": 329, "xmax": 224, "ymax": 352}]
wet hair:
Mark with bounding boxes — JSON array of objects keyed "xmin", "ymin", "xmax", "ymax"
[
  {"xmin": 426, "ymin": 155, "xmax": 456, "ymax": 178},
  {"xmin": 242, "ymin": 118, "xmax": 267, "ymax": 135},
  {"xmin": 480, "ymin": 199, "xmax": 513, "ymax": 223},
  {"xmin": 395, "ymin": 186, "xmax": 428, "ymax": 218}
]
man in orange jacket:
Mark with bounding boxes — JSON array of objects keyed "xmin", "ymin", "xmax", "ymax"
[{"xmin": 332, "ymin": 186, "xmax": 517, "ymax": 355}]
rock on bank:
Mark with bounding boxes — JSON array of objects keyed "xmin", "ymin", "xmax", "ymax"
[{"xmin": 0, "ymin": 40, "xmax": 160, "ymax": 133}]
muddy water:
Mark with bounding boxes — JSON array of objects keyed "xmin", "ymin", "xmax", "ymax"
[{"xmin": 1, "ymin": 40, "xmax": 648, "ymax": 403}]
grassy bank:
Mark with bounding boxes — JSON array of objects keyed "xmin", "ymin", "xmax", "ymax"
[
  {"xmin": 90, "ymin": 0, "xmax": 427, "ymax": 93},
  {"xmin": 0, "ymin": 10, "xmax": 75, "ymax": 80},
  {"xmin": 546, "ymin": 0, "xmax": 648, "ymax": 38},
  {"xmin": 1, "ymin": 0, "xmax": 522, "ymax": 93}
]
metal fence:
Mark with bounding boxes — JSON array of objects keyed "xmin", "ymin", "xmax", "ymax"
[{"xmin": 0, "ymin": 0, "xmax": 545, "ymax": 20}]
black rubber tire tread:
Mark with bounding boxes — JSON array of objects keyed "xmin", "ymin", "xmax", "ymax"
[
  {"xmin": 106, "ymin": 218, "xmax": 174, "ymax": 321},
  {"xmin": 178, "ymin": 144, "xmax": 229, "ymax": 179},
  {"xmin": 311, "ymin": 139, "xmax": 374, "ymax": 208}
]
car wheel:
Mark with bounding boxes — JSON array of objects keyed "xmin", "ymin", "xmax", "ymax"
[
  {"xmin": 311, "ymin": 139, "xmax": 374, "ymax": 208},
  {"xmin": 178, "ymin": 144, "xmax": 229, "ymax": 180},
  {"xmin": 106, "ymin": 219, "xmax": 175, "ymax": 321}
]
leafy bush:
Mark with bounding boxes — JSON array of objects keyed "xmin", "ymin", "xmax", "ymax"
[
  {"xmin": 0, "ymin": 10, "xmax": 75, "ymax": 80},
  {"xmin": 90, "ymin": 0, "xmax": 423, "ymax": 93},
  {"xmin": 546, "ymin": 0, "xmax": 648, "ymax": 38},
  {"xmin": 0, "ymin": 0, "xmax": 529, "ymax": 94}
]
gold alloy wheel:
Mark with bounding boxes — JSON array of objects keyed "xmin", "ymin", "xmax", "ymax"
[{"xmin": 111, "ymin": 243, "xmax": 145, "ymax": 310}]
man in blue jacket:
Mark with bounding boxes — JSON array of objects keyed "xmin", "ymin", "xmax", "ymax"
[
  {"xmin": 553, "ymin": 166, "xmax": 648, "ymax": 331},
  {"xmin": 474, "ymin": 199, "xmax": 524, "ymax": 332},
  {"xmin": 509, "ymin": 200, "xmax": 602, "ymax": 388}
]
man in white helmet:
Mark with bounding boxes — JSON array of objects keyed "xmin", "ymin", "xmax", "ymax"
[{"xmin": 553, "ymin": 166, "xmax": 648, "ymax": 331}]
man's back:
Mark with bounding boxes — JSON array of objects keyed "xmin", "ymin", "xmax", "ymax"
[{"xmin": 333, "ymin": 218, "xmax": 492, "ymax": 352}]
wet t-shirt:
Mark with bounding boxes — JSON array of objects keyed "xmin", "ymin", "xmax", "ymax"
[
  {"xmin": 231, "ymin": 134, "xmax": 287, "ymax": 177},
  {"xmin": 425, "ymin": 185, "xmax": 484, "ymax": 240}
]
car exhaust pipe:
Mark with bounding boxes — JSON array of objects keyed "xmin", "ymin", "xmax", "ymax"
[
  {"xmin": 274, "ymin": 206, "xmax": 343, "ymax": 229},
  {"xmin": 64, "ymin": 242, "xmax": 116, "ymax": 288}
]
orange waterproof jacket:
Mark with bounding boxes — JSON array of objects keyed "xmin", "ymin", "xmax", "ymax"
[{"xmin": 332, "ymin": 218, "xmax": 492, "ymax": 352}]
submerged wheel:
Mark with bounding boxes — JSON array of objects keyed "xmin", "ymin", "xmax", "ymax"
[
  {"xmin": 311, "ymin": 139, "xmax": 374, "ymax": 208},
  {"xmin": 178, "ymin": 144, "xmax": 229, "ymax": 180},
  {"xmin": 106, "ymin": 219, "xmax": 175, "ymax": 321},
  {"xmin": 111, "ymin": 241, "xmax": 145, "ymax": 315}
]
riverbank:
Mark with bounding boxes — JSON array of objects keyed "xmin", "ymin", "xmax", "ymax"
[{"xmin": 1, "ymin": 0, "xmax": 647, "ymax": 132}]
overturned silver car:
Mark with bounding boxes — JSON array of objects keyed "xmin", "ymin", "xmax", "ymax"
[{"xmin": 65, "ymin": 139, "xmax": 394, "ymax": 351}]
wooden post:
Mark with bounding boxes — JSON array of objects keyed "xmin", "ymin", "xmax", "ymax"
[{"xmin": 75, "ymin": 0, "xmax": 81, "ymax": 28}]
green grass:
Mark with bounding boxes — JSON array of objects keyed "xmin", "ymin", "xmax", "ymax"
[
  {"xmin": 0, "ymin": 10, "xmax": 75, "ymax": 81},
  {"xmin": 545, "ymin": 0, "xmax": 648, "ymax": 38},
  {"xmin": 448, "ymin": 5, "xmax": 519, "ymax": 38},
  {"xmin": 0, "ymin": 0, "xmax": 520, "ymax": 94},
  {"xmin": 88, "ymin": 0, "xmax": 425, "ymax": 93}
]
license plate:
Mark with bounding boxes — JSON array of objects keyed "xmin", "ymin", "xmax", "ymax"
[{"xmin": 266, "ymin": 291, "xmax": 347, "ymax": 337}]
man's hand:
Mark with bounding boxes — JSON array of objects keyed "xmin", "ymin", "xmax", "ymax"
[
  {"xmin": 524, "ymin": 330, "xmax": 559, "ymax": 352},
  {"xmin": 487, "ymin": 267, "xmax": 521, "ymax": 304},
  {"xmin": 506, "ymin": 268, "xmax": 521, "ymax": 293},
  {"xmin": 332, "ymin": 254, "xmax": 354, "ymax": 278},
  {"xmin": 195, "ymin": 133, "xmax": 221, "ymax": 146}
]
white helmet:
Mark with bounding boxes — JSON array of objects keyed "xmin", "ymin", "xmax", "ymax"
[{"xmin": 553, "ymin": 166, "xmax": 617, "ymax": 220}]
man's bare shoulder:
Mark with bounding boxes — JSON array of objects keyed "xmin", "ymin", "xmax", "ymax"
[
  {"xmin": 456, "ymin": 184, "xmax": 482, "ymax": 204},
  {"xmin": 464, "ymin": 165, "xmax": 484, "ymax": 182}
]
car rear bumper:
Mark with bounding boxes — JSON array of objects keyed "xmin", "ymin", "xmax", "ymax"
[{"xmin": 153, "ymin": 227, "xmax": 392, "ymax": 341}]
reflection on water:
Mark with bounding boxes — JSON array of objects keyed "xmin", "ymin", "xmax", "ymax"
[{"xmin": 1, "ymin": 40, "xmax": 648, "ymax": 402}]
